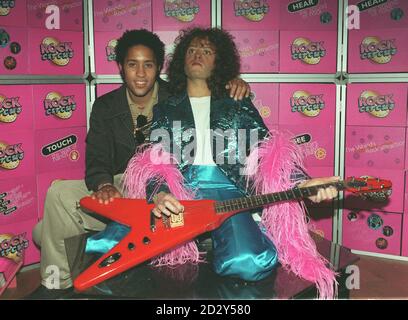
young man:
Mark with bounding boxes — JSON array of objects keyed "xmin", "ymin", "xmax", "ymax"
[
  {"xmin": 124, "ymin": 28, "xmax": 339, "ymax": 298},
  {"xmin": 30, "ymin": 29, "xmax": 250, "ymax": 299}
]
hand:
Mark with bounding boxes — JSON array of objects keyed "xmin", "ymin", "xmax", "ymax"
[
  {"xmin": 225, "ymin": 78, "xmax": 251, "ymax": 101},
  {"xmin": 91, "ymin": 184, "xmax": 122, "ymax": 205},
  {"xmin": 152, "ymin": 191, "xmax": 184, "ymax": 218},
  {"xmin": 298, "ymin": 176, "xmax": 340, "ymax": 203}
]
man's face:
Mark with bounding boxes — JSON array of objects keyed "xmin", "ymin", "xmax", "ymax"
[
  {"xmin": 120, "ymin": 45, "xmax": 159, "ymax": 99},
  {"xmin": 184, "ymin": 37, "xmax": 216, "ymax": 81}
]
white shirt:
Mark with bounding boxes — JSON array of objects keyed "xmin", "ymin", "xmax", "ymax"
[{"xmin": 189, "ymin": 96, "xmax": 216, "ymax": 166}]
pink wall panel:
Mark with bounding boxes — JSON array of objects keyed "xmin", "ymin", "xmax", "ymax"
[
  {"xmin": 28, "ymin": 28, "xmax": 84, "ymax": 75},
  {"xmin": 32, "ymin": 84, "xmax": 86, "ymax": 130},
  {"xmin": 0, "ymin": 129, "xmax": 35, "ymax": 180},
  {"xmin": 348, "ymin": 0, "xmax": 408, "ymax": 30},
  {"xmin": 230, "ymin": 30, "xmax": 279, "ymax": 73},
  {"xmin": 34, "ymin": 126, "xmax": 86, "ymax": 174},
  {"xmin": 93, "ymin": 0, "xmax": 151, "ymax": 32},
  {"xmin": 152, "ymin": 0, "xmax": 211, "ymax": 31},
  {"xmin": 345, "ymin": 126, "xmax": 406, "ymax": 171},
  {"xmin": 346, "ymin": 83, "xmax": 408, "ymax": 127},
  {"xmin": 279, "ymin": 0, "xmax": 338, "ymax": 31},
  {"xmin": 222, "ymin": 0, "xmax": 279, "ymax": 31},
  {"xmin": 0, "ymin": 85, "xmax": 33, "ymax": 130},
  {"xmin": 0, "ymin": 176, "xmax": 37, "ymax": 226},
  {"xmin": 250, "ymin": 83, "xmax": 279, "ymax": 129},
  {"xmin": 279, "ymin": 83, "xmax": 336, "ymax": 125},
  {"xmin": 96, "ymin": 83, "xmax": 123, "ymax": 98},
  {"xmin": 0, "ymin": 27, "xmax": 29, "ymax": 75},
  {"xmin": 27, "ymin": 0, "xmax": 83, "ymax": 31},
  {"xmin": 0, "ymin": 0, "xmax": 27, "ymax": 27},
  {"xmin": 0, "ymin": 218, "xmax": 40, "ymax": 266},
  {"xmin": 279, "ymin": 124, "xmax": 335, "ymax": 168},
  {"xmin": 343, "ymin": 209, "xmax": 402, "ymax": 256},
  {"xmin": 348, "ymin": 28, "xmax": 408, "ymax": 73},
  {"xmin": 279, "ymin": 30, "xmax": 337, "ymax": 73}
]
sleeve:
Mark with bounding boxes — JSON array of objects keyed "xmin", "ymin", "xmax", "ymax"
[
  {"xmin": 145, "ymin": 102, "xmax": 172, "ymax": 202},
  {"xmin": 239, "ymin": 98, "xmax": 310, "ymax": 189},
  {"xmin": 290, "ymin": 164, "xmax": 311, "ymax": 185},
  {"xmin": 85, "ymin": 98, "xmax": 114, "ymax": 192}
]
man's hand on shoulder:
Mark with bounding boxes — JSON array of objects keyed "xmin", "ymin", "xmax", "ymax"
[
  {"xmin": 91, "ymin": 183, "xmax": 122, "ymax": 205},
  {"xmin": 225, "ymin": 78, "xmax": 251, "ymax": 101}
]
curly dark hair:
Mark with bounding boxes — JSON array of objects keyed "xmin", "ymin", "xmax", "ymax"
[
  {"xmin": 168, "ymin": 28, "xmax": 241, "ymax": 99},
  {"xmin": 115, "ymin": 29, "xmax": 165, "ymax": 78}
]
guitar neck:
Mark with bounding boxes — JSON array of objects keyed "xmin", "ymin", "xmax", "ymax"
[{"xmin": 214, "ymin": 181, "xmax": 346, "ymax": 214}]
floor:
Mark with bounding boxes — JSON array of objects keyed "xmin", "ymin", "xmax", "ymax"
[{"xmin": 1, "ymin": 254, "xmax": 408, "ymax": 299}]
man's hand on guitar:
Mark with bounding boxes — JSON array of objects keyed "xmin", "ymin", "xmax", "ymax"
[
  {"xmin": 152, "ymin": 191, "xmax": 184, "ymax": 218},
  {"xmin": 91, "ymin": 184, "xmax": 122, "ymax": 205},
  {"xmin": 298, "ymin": 176, "xmax": 340, "ymax": 203}
]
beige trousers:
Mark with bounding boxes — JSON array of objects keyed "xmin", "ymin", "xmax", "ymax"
[{"xmin": 32, "ymin": 175, "xmax": 123, "ymax": 289}]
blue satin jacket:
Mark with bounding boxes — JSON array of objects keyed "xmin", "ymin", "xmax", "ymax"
[{"xmin": 146, "ymin": 92, "xmax": 308, "ymax": 200}]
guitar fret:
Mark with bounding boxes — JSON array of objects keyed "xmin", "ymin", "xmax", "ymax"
[
  {"xmin": 233, "ymin": 199, "xmax": 238, "ymax": 211},
  {"xmin": 261, "ymin": 195, "xmax": 268, "ymax": 206},
  {"xmin": 214, "ymin": 179, "xmax": 345, "ymax": 215}
]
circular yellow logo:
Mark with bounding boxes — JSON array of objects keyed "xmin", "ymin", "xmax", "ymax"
[
  {"xmin": 362, "ymin": 37, "xmax": 392, "ymax": 64},
  {"xmin": 0, "ymin": 141, "xmax": 20, "ymax": 170},
  {"xmin": 259, "ymin": 106, "xmax": 271, "ymax": 118},
  {"xmin": 360, "ymin": 90, "xmax": 390, "ymax": 118},
  {"xmin": 315, "ymin": 147, "xmax": 327, "ymax": 160},
  {"xmin": 42, "ymin": 37, "xmax": 70, "ymax": 66},
  {"xmin": 0, "ymin": 234, "xmax": 23, "ymax": 263},
  {"xmin": 0, "ymin": 95, "xmax": 17, "ymax": 123}
]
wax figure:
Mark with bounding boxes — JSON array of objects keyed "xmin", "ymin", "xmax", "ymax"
[
  {"xmin": 29, "ymin": 29, "xmax": 250, "ymax": 299},
  {"xmin": 121, "ymin": 27, "xmax": 340, "ymax": 299}
]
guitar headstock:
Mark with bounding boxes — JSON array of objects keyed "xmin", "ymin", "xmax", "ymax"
[{"xmin": 344, "ymin": 176, "xmax": 392, "ymax": 202}]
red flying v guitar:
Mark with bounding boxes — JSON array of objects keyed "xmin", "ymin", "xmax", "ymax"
[{"xmin": 74, "ymin": 176, "xmax": 392, "ymax": 292}]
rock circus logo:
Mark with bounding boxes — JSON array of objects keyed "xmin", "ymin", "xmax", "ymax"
[
  {"xmin": 0, "ymin": 0, "xmax": 15, "ymax": 16},
  {"xmin": 0, "ymin": 233, "xmax": 28, "ymax": 263},
  {"xmin": 0, "ymin": 94, "xmax": 22, "ymax": 123},
  {"xmin": 40, "ymin": 37, "xmax": 74, "ymax": 66},
  {"xmin": 105, "ymin": 39, "xmax": 117, "ymax": 62},
  {"xmin": 43, "ymin": 91, "xmax": 76, "ymax": 119},
  {"xmin": 360, "ymin": 37, "xmax": 396, "ymax": 64},
  {"xmin": 234, "ymin": 0, "xmax": 269, "ymax": 21},
  {"xmin": 0, "ymin": 141, "xmax": 24, "ymax": 170},
  {"xmin": 358, "ymin": 90, "xmax": 394, "ymax": 118},
  {"xmin": 290, "ymin": 90, "xmax": 325, "ymax": 117},
  {"xmin": 164, "ymin": 0, "xmax": 199, "ymax": 22},
  {"xmin": 291, "ymin": 38, "xmax": 326, "ymax": 64}
]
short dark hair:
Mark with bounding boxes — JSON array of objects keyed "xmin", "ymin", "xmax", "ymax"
[
  {"xmin": 115, "ymin": 29, "xmax": 165, "ymax": 75},
  {"xmin": 168, "ymin": 27, "xmax": 241, "ymax": 99}
]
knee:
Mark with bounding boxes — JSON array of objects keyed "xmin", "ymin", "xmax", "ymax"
[
  {"xmin": 45, "ymin": 180, "xmax": 66, "ymax": 202},
  {"xmin": 215, "ymin": 247, "xmax": 279, "ymax": 282},
  {"xmin": 240, "ymin": 248, "xmax": 279, "ymax": 281},
  {"xmin": 32, "ymin": 220, "xmax": 43, "ymax": 247}
]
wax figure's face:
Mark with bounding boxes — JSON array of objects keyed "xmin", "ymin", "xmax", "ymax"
[
  {"xmin": 184, "ymin": 37, "xmax": 216, "ymax": 81},
  {"xmin": 120, "ymin": 45, "xmax": 159, "ymax": 98}
]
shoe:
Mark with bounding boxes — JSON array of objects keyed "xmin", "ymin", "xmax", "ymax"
[{"xmin": 24, "ymin": 285, "xmax": 75, "ymax": 300}]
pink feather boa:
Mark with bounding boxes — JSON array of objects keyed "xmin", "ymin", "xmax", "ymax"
[
  {"xmin": 244, "ymin": 130, "xmax": 338, "ymax": 299},
  {"xmin": 122, "ymin": 144, "xmax": 204, "ymax": 266}
]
